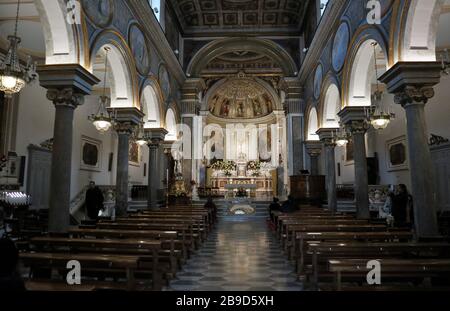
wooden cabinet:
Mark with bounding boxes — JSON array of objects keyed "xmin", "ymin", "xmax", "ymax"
[{"xmin": 289, "ymin": 175, "xmax": 325, "ymax": 201}]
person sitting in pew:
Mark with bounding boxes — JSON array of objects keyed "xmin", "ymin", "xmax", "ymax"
[
  {"xmin": 280, "ymin": 195, "xmax": 298, "ymax": 213},
  {"xmin": 0, "ymin": 238, "xmax": 25, "ymax": 291},
  {"xmin": 268, "ymin": 197, "xmax": 281, "ymax": 224}
]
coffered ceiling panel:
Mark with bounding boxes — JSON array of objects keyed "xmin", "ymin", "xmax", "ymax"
[{"xmin": 168, "ymin": 0, "xmax": 310, "ymax": 35}]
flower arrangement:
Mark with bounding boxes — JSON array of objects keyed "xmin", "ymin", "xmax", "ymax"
[
  {"xmin": 210, "ymin": 160, "xmax": 236, "ymax": 176},
  {"xmin": 247, "ymin": 160, "xmax": 261, "ymax": 171}
]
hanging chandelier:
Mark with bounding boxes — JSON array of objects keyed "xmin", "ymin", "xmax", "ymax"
[
  {"xmin": 134, "ymin": 122, "xmax": 147, "ymax": 146},
  {"xmin": 366, "ymin": 42, "xmax": 394, "ymax": 130},
  {"xmin": 89, "ymin": 47, "xmax": 113, "ymax": 133},
  {"xmin": 0, "ymin": 0, "xmax": 37, "ymax": 97},
  {"xmin": 333, "ymin": 126, "xmax": 350, "ymax": 147}
]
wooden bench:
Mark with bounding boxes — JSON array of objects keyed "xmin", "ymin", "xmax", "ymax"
[
  {"xmin": 328, "ymin": 258, "xmax": 450, "ymax": 290},
  {"xmin": 307, "ymin": 242, "xmax": 450, "ymax": 288},
  {"xmin": 20, "ymin": 252, "xmax": 160, "ymax": 290},
  {"xmin": 294, "ymin": 231, "xmax": 414, "ymax": 274}
]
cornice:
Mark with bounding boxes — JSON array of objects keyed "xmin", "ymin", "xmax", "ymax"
[
  {"xmin": 298, "ymin": 0, "xmax": 348, "ymax": 84},
  {"xmin": 127, "ymin": 0, "xmax": 186, "ymax": 86}
]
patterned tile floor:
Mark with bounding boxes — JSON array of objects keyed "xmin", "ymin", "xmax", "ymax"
[{"xmin": 165, "ymin": 215, "xmax": 303, "ymax": 291}]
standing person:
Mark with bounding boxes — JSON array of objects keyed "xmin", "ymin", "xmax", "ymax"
[
  {"xmin": 0, "ymin": 238, "xmax": 25, "ymax": 291},
  {"xmin": 204, "ymin": 197, "xmax": 217, "ymax": 221},
  {"xmin": 85, "ymin": 181, "xmax": 104, "ymax": 221},
  {"xmin": 390, "ymin": 184, "xmax": 413, "ymax": 228}
]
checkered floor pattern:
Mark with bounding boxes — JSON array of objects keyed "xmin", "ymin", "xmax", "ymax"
[{"xmin": 165, "ymin": 215, "xmax": 303, "ymax": 291}]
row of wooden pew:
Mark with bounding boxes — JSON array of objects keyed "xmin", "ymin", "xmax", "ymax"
[
  {"xmin": 19, "ymin": 204, "xmax": 215, "ymax": 291},
  {"xmin": 272, "ymin": 206, "xmax": 450, "ymax": 291}
]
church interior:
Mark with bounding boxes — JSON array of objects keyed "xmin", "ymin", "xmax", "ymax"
[{"xmin": 1, "ymin": 0, "xmax": 450, "ymax": 293}]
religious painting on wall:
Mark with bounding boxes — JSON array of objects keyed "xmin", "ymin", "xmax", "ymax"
[
  {"xmin": 386, "ymin": 136, "xmax": 409, "ymax": 171},
  {"xmin": 129, "ymin": 141, "xmax": 140, "ymax": 166},
  {"xmin": 80, "ymin": 136, "xmax": 102, "ymax": 172}
]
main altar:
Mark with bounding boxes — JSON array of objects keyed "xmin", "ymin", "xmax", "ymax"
[{"xmin": 208, "ymin": 154, "xmax": 275, "ymax": 198}]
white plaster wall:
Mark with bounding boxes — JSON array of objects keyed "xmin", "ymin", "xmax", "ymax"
[{"xmin": 14, "ymin": 84, "xmax": 149, "ymax": 204}]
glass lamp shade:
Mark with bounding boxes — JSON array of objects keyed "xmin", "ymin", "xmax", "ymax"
[
  {"xmin": 0, "ymin": 73, "xmax": 26, "ymax": 96},
  {"xmin": 335, "ymin": 138, "xmax": 348, "ymax": 147},
  {"xmin": 370, "ymin": 116, "xmax": 390, "ymax": 130},
  {"xmin": 92, "ymin": 115, "xmax": 112, "ymax": 133},
  {"xmin": 136, "ymin": 138, "xmax": 147, "ymax": 146}
]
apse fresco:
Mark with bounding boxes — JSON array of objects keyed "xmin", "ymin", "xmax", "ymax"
[{"xmin": 208, "ymin": 78, "xmax": 274, "ymax": 119}]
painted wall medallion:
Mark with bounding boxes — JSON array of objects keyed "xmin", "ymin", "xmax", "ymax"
[
  {"xmin": 129, "ymin": 24, "xmax": 150, "ymax": 75},
  {"xmin": 81, "ymin": 0, "xmax": 113, "ymax": 28},
  {"xmin": 159, "ymin": 64, "xmax": 171, "ymax": 99},
  {"xmin": 332, "ymin": 22, "xmax": 350, "ymax": 72},
  {"xmin": 313, "ymin": 64, "xmax": 323, "ymax": 100}
]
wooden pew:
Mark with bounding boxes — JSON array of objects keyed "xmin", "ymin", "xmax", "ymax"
[
  {"xmin": 68, "ymin": 228, "xmax": 186, "ymax": 263},
  {"xmin": 29, "ymin": 236, "xmax": 174, "ymax": 281},
  {"xmin": 328, "ymin": 258, "xmax": 450, "ymax": 290},
  {"xmin": 307, "ymin": 242, "xmax": 450, "ymax": 288},
  {"xmin": 20, "ymin": 252, "xmax": 160, "ymax": 290},
  {"xmin": 294, "ymin": 231, "xmax": 414, "ymax": 274},
  {"xmin": 285, "ymin": 224, "xmax": 388, "ymax": 258},
  {"xmin": 95, "ymin": 222, "xmax": 201, "ymax": 250}
]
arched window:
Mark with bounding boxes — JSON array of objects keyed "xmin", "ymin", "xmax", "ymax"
[{"xmin": 148, "ymin": 0, "xmax": 161, "ymax": 22}]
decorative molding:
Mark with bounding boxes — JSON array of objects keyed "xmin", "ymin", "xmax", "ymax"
[
  {"xmin": 394, "ymin": 86, "xmax": 435, "ymax": 107},
  {"xmin": 429, "ymin": 134, "xmax": 449, "ymax": 146},
  {"xmin": 46, "ymin": 88, "xmax": 84, "ymax": 108}
]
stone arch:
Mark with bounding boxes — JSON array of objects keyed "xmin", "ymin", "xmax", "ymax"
[
  {"xmin": 342, "ymin": 27, "xmax": 389, "ymax": 107},
  {"xmin": 318, "ymin": 73, "xmax": 341, "ymax": 128},
  {"xmin": 34, "ymin": 0, "xmax": 86, "ymax": 66},
  {"xmin": 89, "ymin": 30, "xmax": 138, "ymax": 108},
  {"xmin": 140, "ymin": 78, "xmax": 164, "ymax": 128},
  {"xmin": 165, "ymin": 107, "xmax": 177, "ymax": 141},
  {"xmin": 396, "ymin": 0, "xmax": 445, "ymax": 62},
  {"xmin": 186, "ymin": 37, "xmax": 298, "ymax": 77},
  {"xmin": 306, "ymin": 105, "xmax": 319, "ymax": 141},
  {"xmin": 202, "ymin": 76, "xmax": 282, "ymax": 113}
]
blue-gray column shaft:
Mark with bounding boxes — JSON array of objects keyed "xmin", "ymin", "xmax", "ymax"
[
  {"xmin": 325, "ymin": 145, "xmax": 337, "ymax": 213},
  {"xmin": 116, "ymin": 132, "xmax": 130, "ymax": 216},
  {"xmin": 353, "ymin": 132, "xmax": 370, "ymax": 219}
]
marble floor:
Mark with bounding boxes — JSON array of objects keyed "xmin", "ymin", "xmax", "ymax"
[{"xmin": 165, "ymin": 215, "xmax": 303, "ymax": 291}]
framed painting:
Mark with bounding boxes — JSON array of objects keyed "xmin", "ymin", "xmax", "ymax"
[
  {"xmin": 80, "ymin": 136, "xmax": 102, "ymax": 172},
  {"xmin": 129, "ymin": 141, "xmax": 140, "ymax": 166},
  {"xmin": 386, "ymin": 136, "xmax": 409, "ymax": 171}
]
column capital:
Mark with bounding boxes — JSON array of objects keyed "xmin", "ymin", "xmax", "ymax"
[
  {"xmin": 337, "ymin": 106, "xmax": 370, "ymax": 134},
  {"xmin": 316, "ymin": 128, "xmax": 339, "ymax": 146},
  {"xmin": 304, "ymin": 140, "xmax": 322, "ymax": 156},
  {"xmin": 379, "ymin": 61, "xmax": 441, "ymax": 107},
  {"xmin": 46, "ymin": 88, "xmax": 84, "ymax": 108},
  {"xmin": 108, "ymin": 107, "xmax": 145, "ymax": 135},
  {"xmin": 144, "ymin": 128, "xmax": 168, "ymax": 147}
]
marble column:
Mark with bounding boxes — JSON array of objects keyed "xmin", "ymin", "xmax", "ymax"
[
  {"xmin": 145, "ymin": 128, "xmax": 168, "ymax": 209},
  {"xmin": 380, "ymin": 62, "xmax": 441, "ymax": 236},
  {"xmin": 181, "ymin": 78, "xmax": 205, "ymax": 191},
  {"xmin": 338, "ymin": 107, "xmax": 370, "ymax": 219},
  {"xmin": 37, "ymin": 64, "xmax": 99, "ymax": 233},
  {"xmin": 284, "ymin": 78, "xmax": 304, "ymax": 176},
  {"xmin": 108, "ymin": 108, "xmax": 144, "ymax": 216},
  {"xmin": 317, "ymin": 129, "xmax": 338, "ymax": 213},
  {"xmin": 305, "ymin": 140, "xmax": 322, "ymax": 175}
]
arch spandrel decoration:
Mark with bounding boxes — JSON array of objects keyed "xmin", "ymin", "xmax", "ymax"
[{"xmin": 207, "ymin": 77, "xmax": 275, "ymax": 120}]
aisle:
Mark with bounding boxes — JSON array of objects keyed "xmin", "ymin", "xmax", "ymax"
[{"xmin": 166, "ymin": 215, "xmax": 303, "ymax": 291}]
